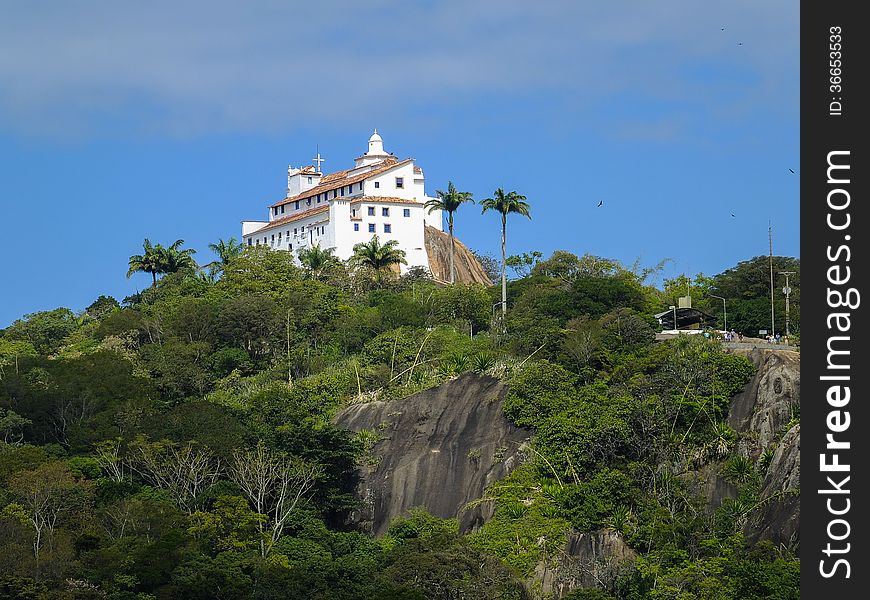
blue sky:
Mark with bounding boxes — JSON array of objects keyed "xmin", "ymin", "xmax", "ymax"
[{"xmin": 0, "ymin": 0, "xmax": 799, "ymax": 327}]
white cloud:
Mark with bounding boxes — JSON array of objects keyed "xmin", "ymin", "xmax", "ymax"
[{"xmin": 0, "ymin": 0, "xmax": 798, "ymax": 138}]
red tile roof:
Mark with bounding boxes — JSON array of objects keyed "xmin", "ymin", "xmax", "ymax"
[
  {"xmin": 350, "ymin": 196, "xmax": 422, "ymax": 206},
  {"xmin": 247, "ymin": 206, "xmax": 329, "ymax": 236},
  {"xmin": 270, "ymin": 158, "xmax": 410, "ymax": 208}
]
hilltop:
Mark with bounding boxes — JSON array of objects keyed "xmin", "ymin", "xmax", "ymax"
[{"xmin": 0, "ymin": 247, "xmax": 799, "ymax": 599}]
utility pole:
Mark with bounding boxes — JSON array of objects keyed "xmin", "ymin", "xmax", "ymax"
[
  {"xmin": 779, "ymin": 271, "xmax": 795, "ymax": 338},
  {"xmin": 768, "ymin": 222, "xmax": 775, "ymax": 337}
]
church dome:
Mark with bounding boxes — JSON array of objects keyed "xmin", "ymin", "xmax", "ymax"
[{"xmin": 366, "ymin": 129, "xmax": 386, "ymax": 156}]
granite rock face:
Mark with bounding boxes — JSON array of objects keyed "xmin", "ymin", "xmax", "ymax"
[
  {"xmin": 534, "ymin": 530, "xmax": 636, "ymax": 599},
  {"xmin": 722, "ymin": 348, "xmax": 800, "ymax": 547},
  {"xmin": 334, "ymin": 373, "xmax": 530, "ymax": 535},
  {"xmin": 728, "ymin": 348, "xmax": 800, "ymax": 460},
  {"xmin": 424, "ymin": 225, "xmax": 492, "ymax": 285},
  {"xmin": 335, "ymin": 348, "xmax": 801, "ymax": 598},
  {"xmin": 744, "ymin": 423, "xmax": 800, "ymax": 546}
]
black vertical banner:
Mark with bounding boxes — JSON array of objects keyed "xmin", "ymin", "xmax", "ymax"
[{"xmin": 802, "ymin": 1, "xmax": 869, "ymax": 596}]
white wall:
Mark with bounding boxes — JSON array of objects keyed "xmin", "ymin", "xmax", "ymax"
[
  {"xmin": 242, "ymin": 220, "xmax": 269, "ymax": 236},
  {"xmin": 342, "ymin": 200, "xmax": 428, "ymax": 272},
  {"xmin": 242, "ymin": 210, "xmax": 331, "ymax": 259},
  {"xmin": 363, "ymin": 163, "xmax": 419, "ymax": 200},
  {"xmin": 287, "ymin": 171, "xmax": 321, "ymax": 196}
]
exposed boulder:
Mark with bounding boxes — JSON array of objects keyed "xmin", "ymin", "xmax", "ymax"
[
  {"xmin": 684, "ymin": 461, "xmax": 738, "ymax": 514},
  {"xmin": 334, "ymin": 373, "xmax": 530, "ymax": 535},
  {"xmin": 534, "ymin": 530, "xmax": 636, "ymax": 599},
  {"xmin": 744, "ymin": 424, "xmax": 800, "ymax": 547},
  {"xmin": 727, "ymin": 348, "xmax": 800, "ymax": 460},
  {"xmin": 425, "ymin": 225, "xmax": 492, "ymax": 285},
  {"xmin": 723, "ymin": 348, "xmax": 800, "ymax": 547}
]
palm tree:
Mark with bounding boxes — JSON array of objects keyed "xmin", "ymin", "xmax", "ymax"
[
  {"xmin": 297, "ymin": 244, "xmax": 340, "ymax": 279},
  {"xmin": 126, "ymin": 239, "xmax": 163, "ymax": 287},
  {"xmin": 425, "ymin": 181, "xmax": 474, "ymax": 284},
  {"xmin": 159, "ymin": 239, "xmax": 198, "ymax": 274},
  {"xmin": 204, "ymin": 237, "xmax": 244, "ymax": 278},
  {"xmin": 350, "ymin": 235, "xmax": 407, "ymax": 286},
  {"xmin": 480, "ymin": 188, "xmax": 531, "ymax": 316},
  {"xmin": 208, "ymin": 237, "xmax": 244, "ymax": 266}
]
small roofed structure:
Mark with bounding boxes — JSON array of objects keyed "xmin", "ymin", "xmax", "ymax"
[{"xmin": 654, "ymin": 307, "xmax": 717, "ymax": 331}]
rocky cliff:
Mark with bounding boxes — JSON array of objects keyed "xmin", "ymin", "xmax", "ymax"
[
  {"xmin": 424, "ymin": 225, "xmax": 492, "ymax": 285},
  {"xmin": 728, "ymin": 348, "xmax": 801, "ymax": 460},
  {"xmin": 334, "ymin": 348, "xmax": 801, "ymax": 595},
  {"xmin": 726, "ymin": 348, "xmax": 800, "ymax": 547},
  {"xmin": 534, "ymin": 530, "xmax": 636, "ymax": 597},
  {"xmin": 334, "ymin": 373, "xmax": 530, "ymax": 535}
]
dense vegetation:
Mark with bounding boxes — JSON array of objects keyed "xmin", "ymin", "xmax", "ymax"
[{"xmin": 0, "ymin": 243, "xmax": 799, "ymax": 599}]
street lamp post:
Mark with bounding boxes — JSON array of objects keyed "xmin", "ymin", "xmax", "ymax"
[
  {"xmin": 709, "ymin": 294, "xmax": 726, "ymax": 334},
  {"xmin": 779, "ymin": 271, "xmax": 795, "ymax": 338}
]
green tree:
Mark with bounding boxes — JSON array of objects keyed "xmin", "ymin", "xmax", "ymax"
[
  {"xmin": 8, "ymin": 461, "xmax": 93, "ymax": 567},
  {"xmin": 2, "ymin": 309, "xmax": 79, "ymax": 355},
  {"xmin": 711, "ymin": 256, "xmax": 800, "ymax": 335},
  {"xmin": 350, "ymin": 235, "xmax": 408, "ymax": 287},
  {"xmin": 127, "ymin": 238, "xmax": 164, "ymax": 287},
  {"xmin": 480, "ymin": 188, "xmax": 531, "ymax": 317},
  {"xmin": 188, "ymin": 495, "xmax": 266, "ymax": 554},
  {"xmin": 0, "ymin": 408, "xmax": 31, "ymax": 446},
  {"xmin": 297, "ymin": 243, "xmax": 341, "ymax": 280},
  {"xmin": 159, "ymin": 239, "xmax": 198, "ymax": 275},
  {"xmin": 425, "ymin": 181, "xmax": 475, "ymax": 284},
  {"xmin": 208, "ymin": 237, "xmax": 244, "ymax": 266},
  {"xmin": 205, "ymin": 237, "xmax": 244, "ymax": 278},
  {"xmin": 228, "ymin": 441, "xmax": 323, "ymax": 556}
]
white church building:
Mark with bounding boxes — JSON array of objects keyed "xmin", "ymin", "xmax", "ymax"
[{"xmin": 242, "ymin": 131, "xmax": 443, "ymax": 273}]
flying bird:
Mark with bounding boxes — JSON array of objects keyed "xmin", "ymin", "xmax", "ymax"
[
  {"xmin": 738, "ymin": 42, "xmax": 743, "ymax": 46},
  {"xmin": 789, "ymin": 168, "xmax": 795, "ymax": 174},
  {"xmin": 597, "ymin": 200, "xmax": 603, "ymax": 207},
  {"xmin": 731, "ymin": 213, "xmax": 736, "ymax": 217},
  {"xmin": 721, "ymin": 27, "xmax": 726, "ymax": 31}
]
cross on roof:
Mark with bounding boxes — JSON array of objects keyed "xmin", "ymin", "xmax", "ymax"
[{"xmin": 312, "ymin": 146, "xmax": 325, "ymax": 172}]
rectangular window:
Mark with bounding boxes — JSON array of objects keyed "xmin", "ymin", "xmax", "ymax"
[
  {"xmin": 317, "ymin": 197, "xmax": 321, "ymax": 204},
  {"xmin": 247, "ymin": 238, "xmax": 252, "ymax": 246},
  {"xmin": 308, "ymin": 177, "xmax": 312, "ymax": 183},
  {"xmin": 289, "ymin": 243, "xmax": 293, "ymax": 250},
  {"xmin": 384, "ymin": 224, "xmax": 391, "ymax": 233},
  {"xmin": 395, "ymin": 177, "xmax": 404, "ymax": 188},
  {"xmin": 306, "ymin": 198, "xmax": 311, "ymax": 205},
  {"xmin": 374, "ymin": 181, "xmax": 380, "ymax": 189},
  {"xmin": 367, "ymin": 206, "xmax": 375, "ymax": 216},
  {"xmin": 271, "ymin": 234, "xmax": 275, "ymax": 243},
  {"xmin": 293, "ymin": 228, "xmax": 297, "ymax": 235},
  {"xmin": 382, "ymin": 207, "xmax": 389, "ymax": 217},
  {"xmin": 403, "ymin": 208, "xmax": 410, "ymax": 217},
  {"xmin": 301, "ymin": 226, "xmax": 305, "ymax": 232},
  {"xmin": 287, "ymin": 231, "xmax": 290, "ymax": 238},
  {"xmin": 352, "ymin": 209, "xmax": 357, "ymax": 217},
  {"xmin": 333, "ymin": 190, "xmax": 337, "ymax": 198},
  {"xmin": 281, "ymin": 205, "xmax": 285, "ymax": 214},
  {"xmin": 273, "ymin": 207, "xmax": 278, "ymax": 216},
  {"xmin": 354, "ymin": 223, "xmax": 359, "ymax": 232},
  {"xmin": 358, "ymin": 182, "xmax": 363, "ymax": 191},
  {"xmin": 278, "ymin": 232, "xmax": 282, "ymax": 240},
  {"xmin": 294, "ymin": 201, "xmax": 299, "ymax": 210},
  {"xmin": 368, "ymin": 223, "xmax": 375, "ymax": 233}
]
